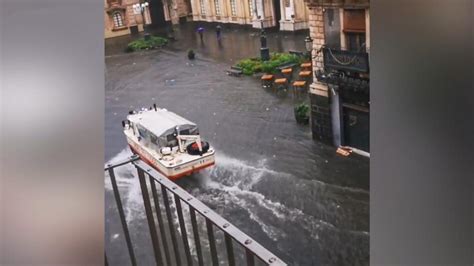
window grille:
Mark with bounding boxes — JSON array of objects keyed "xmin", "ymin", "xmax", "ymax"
[
  {"xmin": 200, "ymin": 0, "xmax": 206, "ymax": 15},
  {"xmin": 230, "ymin": 0, "xmax": 237, "ymax": 16},
  {"xmin": 248, "ymin": 0, "xmax": 253, "ymax": 17},
  {"xmin": 113, "ymin": 12, "xmax": 124, "ymax": 28},
  {"xmin": 214, "ymin": 0, "xmax": 221, "ymax": 15}
]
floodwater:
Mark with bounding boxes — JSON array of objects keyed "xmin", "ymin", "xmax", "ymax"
[{"xmin": 105, "ymin": 23, "xmax": 369, "ymax": 266}]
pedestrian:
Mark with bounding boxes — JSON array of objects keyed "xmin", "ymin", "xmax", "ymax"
[
  {"xmin": 197, "ymin": 26, "xmax": 204, "ymax": 41},
  {"xmin": 216, "ymin": 25, "xmax": 222, "ymax": 40}
]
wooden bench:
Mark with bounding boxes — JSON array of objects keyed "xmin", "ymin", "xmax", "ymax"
[
  {"xmin": 276, "ymin": 62, "xmax": 298, "ymax": 71},
  {"xmin": 226, "ymin": 65, "xmax": 243, "ymax": 76},
  {"xmin": 226, "ymin": 68, "xmax": 243, "ymax": 76},
  {"xmin": 289, "ymin": 50, "xmax": 306, "ymax": 57}
]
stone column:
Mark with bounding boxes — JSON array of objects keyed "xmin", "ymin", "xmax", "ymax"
[
  {"xmin": 365, "ymin": 8, "xmax": 370, "ymax": 52},
  {"xmin": 289, "ymin": 0, "xmax": 295, "ymax": 21},
  {"xmin": 308, "ymin": 6, "xmax": 333, "ymax": 144}
]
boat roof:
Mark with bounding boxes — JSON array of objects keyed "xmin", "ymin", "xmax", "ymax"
[{"xmin": 128, "ymin": 109, "xmax": 196, "ymax": 137}]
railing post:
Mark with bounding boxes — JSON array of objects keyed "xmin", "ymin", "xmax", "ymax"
[
  {"xmin": 136, "ymin": 167, "xmax": 164, "ymax": 265},
  {"xmin": 108, "ymin": 168, "xmax": 137, "ymax": 266},
  {"xmin": 206, "ymin": 218, "xmax": 219, "ymax": 266},
  {"xmin": 174, "ymin": 194, "xmax": 193, "ymax": 266},
  {"xmin": 246, "ymin": 249, "xmax": 255, "ymax": 266},
  {"xmin": 190, "ymin": 208, "xmax": 204, "ymax": 266},
  {"xmin": 129, "ymin": 159, "xmax": 287, "ymax": 266},
  {"xmin": 149, "ymin": 176, "xmax": 172, "ymax": 266},
  {"xmin": 225, "ymin": 233, "xmax": 236, "ymax": 266},
  {"xmin": 161, "ymin": 185, "xmax": 182, "ymax": 266}
]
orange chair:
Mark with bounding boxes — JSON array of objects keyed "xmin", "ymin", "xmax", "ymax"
[
  {"xmin": 281, "ymin": 68, "xmax": 293, "ymax": 82},
  {"xmin": 274, "ymin": 78, "xmax": 288, "ymax": 90},
  {"xmin": 300, "ymin": 62, "xmax": 312, "ymax": 69},
  {"xmin": 292, "ymin": 80, "xmax": 306, "ymax": 95},
  {"xmin": 261, "ymin": 74, "xmax": 274, "ymax": 88},
  {"xmin": 281, "ymin": 68, "xmax": 292, "ymax": 75},
  {"xmin": 299, "ymin": 71, "xmax": 312, "ymax": 78}
]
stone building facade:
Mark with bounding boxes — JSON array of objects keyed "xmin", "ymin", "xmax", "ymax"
[
  {"xmin": 190, "ymin": 0, "xmax": 309, "ymax": 30},
  {"xmin": 104, "ymin": 0, "xmax": 152, "ymax": 39},
  {"xmin": 163, "ymin": 0, "xmax": 193, "ymax": 24},
  {"xmin": 304, "ymin": 0, "xmax": 370, "ymax": 152}
]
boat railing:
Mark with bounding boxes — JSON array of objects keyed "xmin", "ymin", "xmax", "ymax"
[{"xmin": 104, "ymin": 155, "xmax": 286, "ymax": 266}]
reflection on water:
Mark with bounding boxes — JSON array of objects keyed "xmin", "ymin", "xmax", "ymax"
[{"xmin": 106, "ymin": 22, "xmax": 308, "ymax": 63}]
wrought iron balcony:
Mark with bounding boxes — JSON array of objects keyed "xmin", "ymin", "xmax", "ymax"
[{"xmin": 322, "ymin": 47, "xmax": 369, "ymax": 74}]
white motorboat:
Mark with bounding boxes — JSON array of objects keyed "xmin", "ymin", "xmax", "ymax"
[{"xmin": 122, "ymin": 104, "xmax": 215, "ymax": 180}]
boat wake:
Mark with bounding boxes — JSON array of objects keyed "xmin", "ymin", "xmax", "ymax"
[{"xmin": 105, "ymin": 147, "xmax": 368, "ymax": 246}]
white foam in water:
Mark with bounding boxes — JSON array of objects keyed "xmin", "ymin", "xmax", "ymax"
[
  {"xmin": 105, "ymin": 147, "xmax": 146, "ymax": 223},
  {"xmin": 105, "ymin": 148, "xmax": 368, "ymax": 244}
]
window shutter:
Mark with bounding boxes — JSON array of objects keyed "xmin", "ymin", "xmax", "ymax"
[{"xmin": 343, "ymin": 9, "xmax": 366, "ymax": 33}]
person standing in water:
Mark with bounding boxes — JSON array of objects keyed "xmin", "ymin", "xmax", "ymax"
[
  {"xmin": 197, "ymin": 26, "xmax": 204, "ymax": 41},
  {"xmin": 216, "ymin": 25, "xmax": 222, "ymax": 41}
]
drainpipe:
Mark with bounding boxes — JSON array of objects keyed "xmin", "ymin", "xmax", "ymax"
[{"xmin": 330, "ymin": 86, "xmax": 343, "ymax": 147}]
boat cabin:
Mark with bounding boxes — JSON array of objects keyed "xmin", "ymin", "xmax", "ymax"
[{"xmin": 126, "ymin": 109, "xmax": 199, "ymax": 151}]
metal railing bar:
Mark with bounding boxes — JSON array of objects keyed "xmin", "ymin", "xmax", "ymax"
[
  {"xmin": 206, "ymin": 218, "xmax": 219, "ymax": 266},
  {"xmin": 246, "ymin": 249, "xmax": 255, "ymax": 266},
  {"xmin": 225, "ymin": 233, "xmax": 236, "ymax": 266},
  {"xmin": 104, "ymin": 154, "xmax": 139, "ymax": 171},
  {"xmin": 174, "ymin": 194, "xmax": 194, "ymax": 266},
  {"xmin": 149, "ymin": 176, "xmax": 172, "ymax": 266},
  {"xmin": 136, "ymin": 167, "xmax": 164, "ymax": 265},
  {"xmin": 133, "ymin": 160, "xmax": 287, "ymax": 265},
  {"xmin": 107, "ymin": 168, "xmax": 137, "ymax": 266},
  {"xmin": 161, "ymin": 185, "xmax": 182, "ymax": 266},
  {"xmin": 189, "ymin": 208, "xmax": 204, "ymax": 266}
]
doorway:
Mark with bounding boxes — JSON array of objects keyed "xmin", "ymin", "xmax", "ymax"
[
  {"xmin": 273, "ymin": 0, "xmax": 281, "ymax": 29},
  {"xmin": 149, "ymin": 0, "xmax": 166, "ymax": 27},
  {"xmin": 342, "ymin": 104, "xmax": 369, "ymax": 152}
]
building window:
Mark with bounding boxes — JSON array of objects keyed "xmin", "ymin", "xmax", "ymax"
[
  {"xmin": 112, "ymin": 12, "xmax": 124, "ymax": 28},
  {"xmin": 248, "ymin": 0, "xmax": 253, "ymax": 16},
  {"xmin": 343, "ymin": 9, "xmax": 366, "ymax": 52},
  {"xmin": 230, "ymin": 0, "xmax": 237, "ymax": 16},
  {"xmin": 200, "ymin": 0, "xmax": 206, "ymax": 15},
  {"xmin": 214, "ymin": 0, "xmax": 221, "ymax": 15}
]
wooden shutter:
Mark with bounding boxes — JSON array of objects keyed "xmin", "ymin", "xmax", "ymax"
[{"xmin": 343, "ymin": 9, "xmax": 366, "ymax": 33}]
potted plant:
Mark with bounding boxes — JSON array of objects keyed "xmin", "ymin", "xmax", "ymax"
[
  {"xmin": 294, "ymin": 103, "xmax": 310, "ymax": 124},
  {"xmin": 187, "ymin": 49, "xmax": 195, "ymax": 60}
]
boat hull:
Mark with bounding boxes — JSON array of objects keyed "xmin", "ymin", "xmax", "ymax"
[{"xmin": 127, "ymin": 137, "xmax": 215, "ymax": 180}]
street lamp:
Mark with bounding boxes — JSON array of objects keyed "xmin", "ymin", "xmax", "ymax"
[
  {"xmin": 258, "ymin": 16, "xmax": 270, "ymax": 61},
  {"xmin": 305, "ymin": 36, "xmax": 313, "ymax": 59},
  {"xmin": 133, "ymin": 1, "xmax": 150, "ymax": 39}
]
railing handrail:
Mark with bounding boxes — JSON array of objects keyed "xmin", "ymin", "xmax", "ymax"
[
  {"xmin": 132, "ymin": 159, "xmax": 287, "ymax": 265},
  {"xmin": 105, "ymin": 156, "xmax": 287, "ymax": 266}
]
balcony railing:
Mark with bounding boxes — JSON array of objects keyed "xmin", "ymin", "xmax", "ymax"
[
  {"xmin": 322, "ymin": 47, "xmax": 369, "ymax": 74},
  {"xmin": 105, "ymin": 155, "xmax": 286, "ymax": 266}
]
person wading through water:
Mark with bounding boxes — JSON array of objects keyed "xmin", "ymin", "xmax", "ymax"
[
  {"xmin": 197, "ymin": 26, "xmax": 204, "ymax": 41},
  {"xmin": 216, "ymin": 25, "xmax": 222, "ymax": 41}
]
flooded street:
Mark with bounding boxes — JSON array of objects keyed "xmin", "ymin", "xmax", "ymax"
[{"xmin": 105, "ymin": 24, "xmax": 369, "ymax": 266}]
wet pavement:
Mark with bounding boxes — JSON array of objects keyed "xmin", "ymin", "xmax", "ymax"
[{"xmin": 105, "ymin": 23, "xmax": 369, "ymax": 266}]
